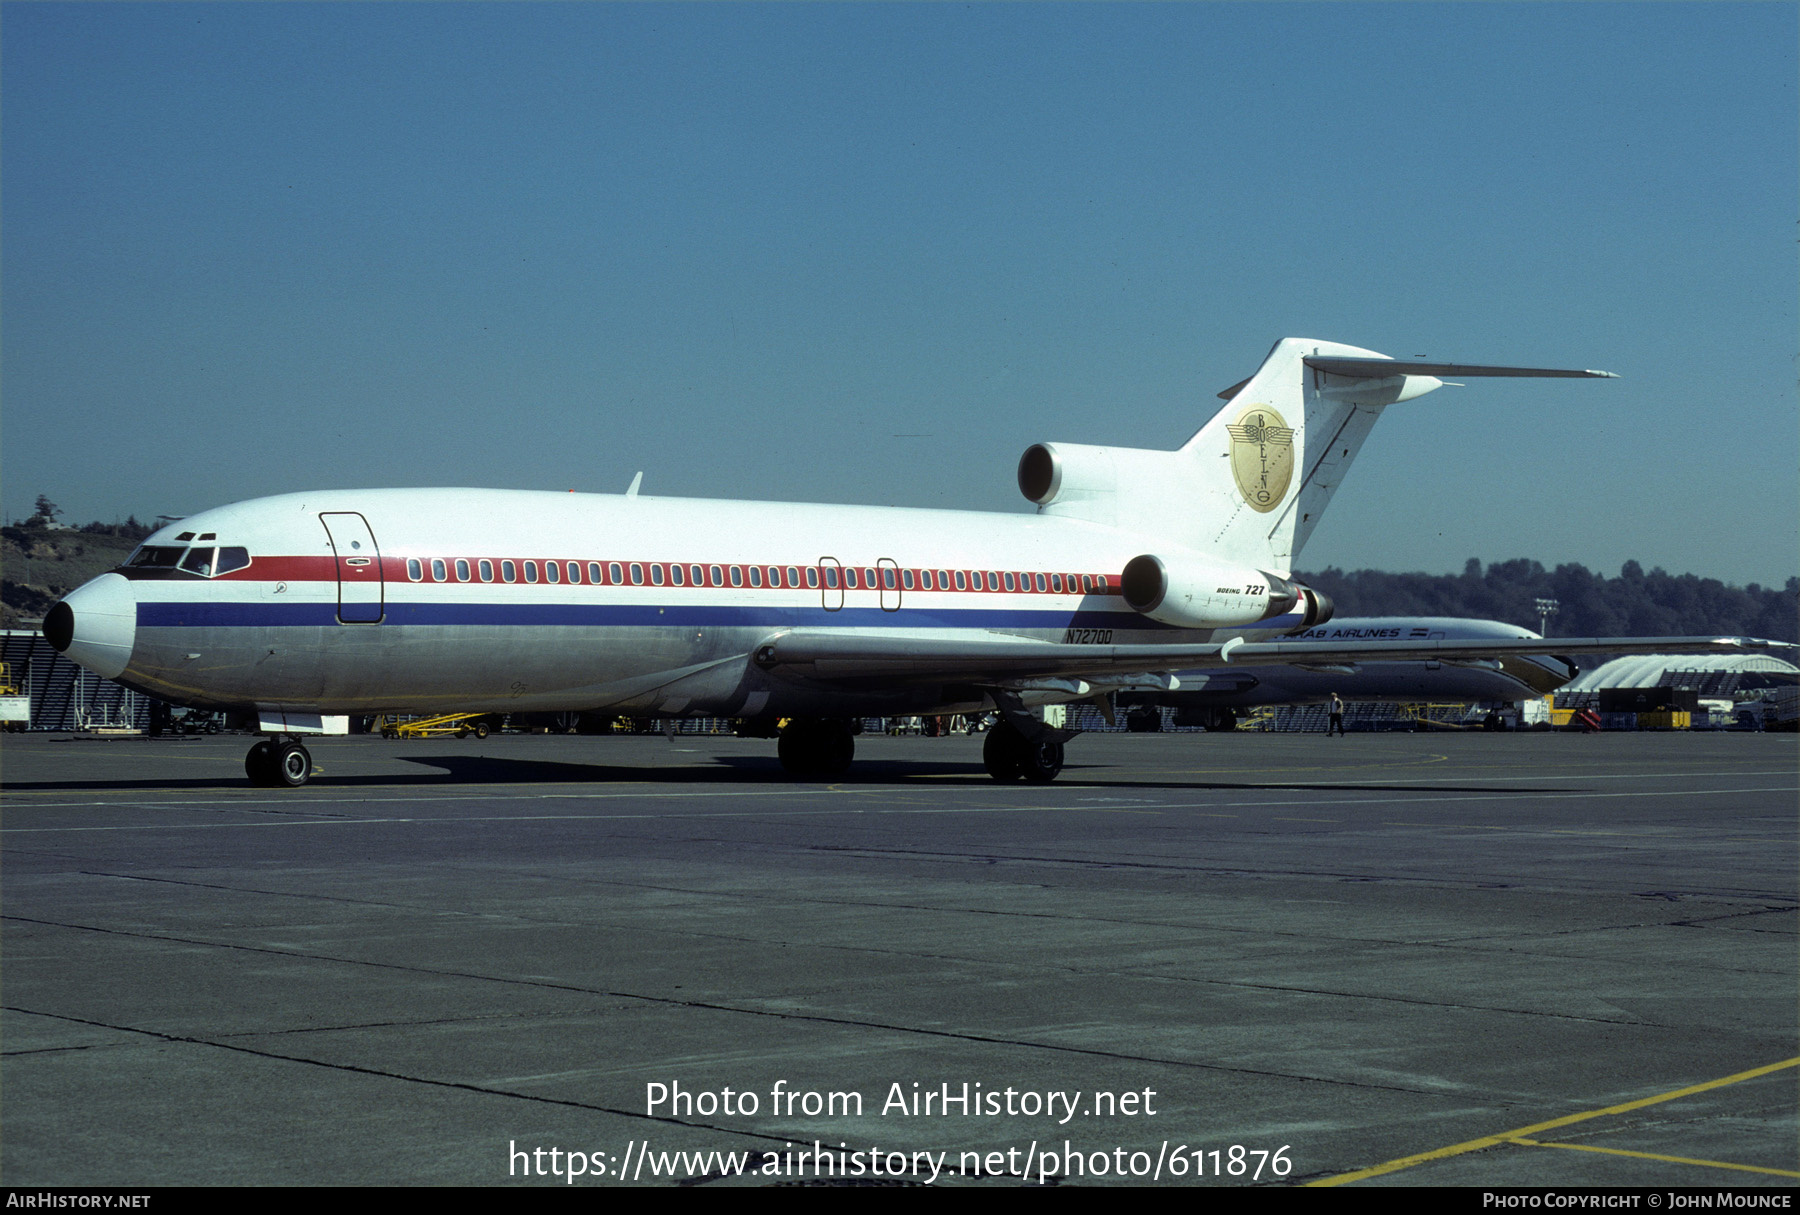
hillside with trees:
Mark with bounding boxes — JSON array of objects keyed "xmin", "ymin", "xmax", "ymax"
[
  {"xmin": 1296, "ymin": 559, "xmax": 1798, "ymax": 644},
  {"xmin": 2, "ymin": 498, "xmax": 154, "ymax": 627}
]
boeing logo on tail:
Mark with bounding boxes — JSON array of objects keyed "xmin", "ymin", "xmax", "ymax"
[
  {"xmin": 1226, "ymin": 405, "xmax": 1294, "ymax": 510},
  {"xmin": 47, "ymin": 336, "xmax": 1781, "ymax": 788}
]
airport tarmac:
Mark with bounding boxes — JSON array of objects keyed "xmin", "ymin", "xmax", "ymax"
[{"xmin": 2, "ymin": 729, "xmax": 1795, "ymax": 1187}]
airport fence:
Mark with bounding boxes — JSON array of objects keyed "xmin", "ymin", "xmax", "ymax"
[{"xmin": 0, "ymin": 630, "xmax": 150, "ymax": 732}]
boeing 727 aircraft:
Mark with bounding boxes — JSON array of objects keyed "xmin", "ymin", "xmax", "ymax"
[{"xmin": 44, "ymin": 338, "xmax": 1785, "ymax": 786}]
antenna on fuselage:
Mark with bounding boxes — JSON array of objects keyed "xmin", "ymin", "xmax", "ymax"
[{"xmin": 626, "ymin": 472, "xmax": 643, "ymax": 498}]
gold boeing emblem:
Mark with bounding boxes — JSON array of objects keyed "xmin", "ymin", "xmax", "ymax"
[{"xmin": 1226, "ymin": 404, "xmax": 1294, "ymax": 512}]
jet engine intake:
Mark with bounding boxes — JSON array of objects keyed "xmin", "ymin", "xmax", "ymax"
[
  {"xmin": 1017, "ymin": 444, "xmax": 1063, "ymax": 505},
  {"xmin": 1017, "ymin": 441, "xmax": 1187, "ymax": 510},
  {"xmin": 1018, "ymin": 442, "xmax": 1125, "ymax": 507}
]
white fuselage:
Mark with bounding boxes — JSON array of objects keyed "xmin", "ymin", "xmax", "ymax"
[{"xmin": 66, "ymin": 487, "xmax": 1311, "ymax": 720}]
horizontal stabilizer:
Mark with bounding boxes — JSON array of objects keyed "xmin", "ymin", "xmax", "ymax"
[{"xmin": 1304, "ymin": 356, "xmax": 1619, "ymax": 380}]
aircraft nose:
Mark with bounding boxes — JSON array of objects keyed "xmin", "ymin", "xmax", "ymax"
[{"xmin": 44, "ymin": 573, "xmax": 137, "ymax": 680}]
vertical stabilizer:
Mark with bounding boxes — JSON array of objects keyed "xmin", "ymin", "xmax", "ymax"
[
  {"xmin": 1024, "ymin": 338, "xmax": 1614, "ymax": 579},
  {"xmin": 1180, "ymin": 338, "xmax": 1424, "ymax": 575}
]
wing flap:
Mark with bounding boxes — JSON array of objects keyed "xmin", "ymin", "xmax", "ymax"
[
  {"xmin": 1222, "ymin": 636, "xmax": 1782, "ymax": 665},
  {"xmin": 752, "ymin": 631, "xmax": 1791, "ymax": 684}
]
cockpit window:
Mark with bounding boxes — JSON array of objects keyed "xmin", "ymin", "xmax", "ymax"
[
  {"xmin": 121, "ymin": 543, "xmax": 248, "ymax": 577},
  {"xmin": 129, "ymin": 546, "xmax": 185, "ymax": 568}
]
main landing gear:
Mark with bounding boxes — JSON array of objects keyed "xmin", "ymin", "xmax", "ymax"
[
  {"xmin": 982, "ymin": 720, "xmax": 1064, "ymax": 783},
  {"xmin": 1199, "ymin": 707, "xmax": 1238, "ymax": 732},
  {"xmin": 246, "ymin": 737, "xmax": 313, "ymax": 787},
  {"xmin": 777, "ymin": 718, "xmax": 856, "ymax": 779}
]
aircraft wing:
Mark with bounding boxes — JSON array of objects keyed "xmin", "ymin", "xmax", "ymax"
[{"xmin": 752, "ymin": 632, "xmax": 1794, "ymax": 684}]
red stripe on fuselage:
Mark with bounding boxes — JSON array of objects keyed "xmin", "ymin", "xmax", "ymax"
[{"xmin": 212, "ymin": 556, "xmax": 338, "ymax": 581}]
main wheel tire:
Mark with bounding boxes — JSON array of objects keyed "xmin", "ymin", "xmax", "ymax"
[
  {"xmin": 777, "ymin": 726, "xmax": 811, "ymax": 776},
  {"xmin": 784, "ymin": 723, "xmax": 820, "ymax": 781},
  {"xmin": 1018, "ymin": 738, "xmax": 1065, "ymax": 783},
  {"xmin": 245, "ymin": 740, "xmax": 278, "ymax": 786},
  {"xmin": 275, "ymin": 742, "xmax": 312, "ymax": 787},
  {"xmin": 983, "ymin": 724, "xmax": 1025, "ymax": 781},
  {"xmin": 818, "ymin": 726, "xmax": 854, "ymax": 776}
]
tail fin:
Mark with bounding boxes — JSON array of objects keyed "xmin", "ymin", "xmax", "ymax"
[
  {"xmin": 1183, "ymin": 339, "xmax": 1616, "ymax": 574},
  {"xmin": 1023, "ymin": 338, "xmax": 1615, "ymax": 578},
  {"xmin": 1183, "ymin": 338, "xmax": 1396, "ymax": 575}
]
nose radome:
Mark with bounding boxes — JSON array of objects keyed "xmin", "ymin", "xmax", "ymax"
[{"xmin": 44, "ymin": 573, "xmax": 136, "ymax": 680}]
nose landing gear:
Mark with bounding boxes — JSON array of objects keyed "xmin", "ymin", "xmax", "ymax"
[{"xmin": 246, "ymin": 738, "xmax": 313, "ymax": 787}]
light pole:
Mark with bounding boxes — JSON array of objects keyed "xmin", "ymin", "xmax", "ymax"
[{"xmin": 1534, "ymin": 597, "xmax": 1559, "ymax": 638}]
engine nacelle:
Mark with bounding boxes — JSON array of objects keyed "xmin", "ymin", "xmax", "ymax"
[
  {"xmin": 1273, "ymin": 583, "xmax": 1335, "ymax": 632},
  {"xmin": 1018, "ymin": 442, "xmax": 1186, "ymax": 510},
  {"xmin": 1121, "ymin": 554, "xmax": 1334, "ymax": 631}
]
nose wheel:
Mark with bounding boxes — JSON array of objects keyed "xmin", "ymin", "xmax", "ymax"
[{"xmin": 246, "ymin": 739, "xmax": 313, "ymax": 787}]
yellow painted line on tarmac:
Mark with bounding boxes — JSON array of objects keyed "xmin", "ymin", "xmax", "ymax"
[
  {"xmin": 1308, "ymin": 1056, "xmax": 1800, "ymax": 1186},
  {"xmin": 1506, "ymin": 1137, "xmax": 1800, "ymax": 1179}
]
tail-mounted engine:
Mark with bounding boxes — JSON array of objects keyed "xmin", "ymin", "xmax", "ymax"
[
  {"xmin": 1120, "ymin": 554, "xmax": 1334, "ymax": 632},
  {"xmin": 1018, "ymin": 442, "xmax": 1188, "ymax": 513}
]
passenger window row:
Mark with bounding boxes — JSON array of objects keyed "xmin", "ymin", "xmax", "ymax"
[{"xmin": 400, "ymin": 558, "xmax": 1112, "ymax": 595}]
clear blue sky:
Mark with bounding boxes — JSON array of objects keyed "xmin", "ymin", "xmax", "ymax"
[{"xmin": 5, "ymin": 2, "xmax": 1795, "ymax": 587}]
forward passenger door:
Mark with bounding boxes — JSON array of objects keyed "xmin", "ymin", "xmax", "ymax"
[{"xmin": 319, "ymin": 512, "xmax": 384, "ymax": 624}]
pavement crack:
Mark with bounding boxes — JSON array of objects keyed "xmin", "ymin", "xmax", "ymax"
[
  {"xmin": 0, "ymin": 1004, "xmax": 812, "ymax": 1153},
  {"xmin": 0, "ymin": 917, "xmax": 1460, "ymax": 1098}
]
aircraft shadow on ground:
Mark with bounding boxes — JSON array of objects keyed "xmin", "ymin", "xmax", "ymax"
[{"xmin": 9, "ymin": 750, "xmax": 1574, "ymax": 794}]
